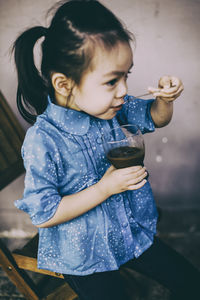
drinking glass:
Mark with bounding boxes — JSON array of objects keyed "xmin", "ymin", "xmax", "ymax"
[{"xmin": 102, "ymin": 124, "xmax": 145, "ymax": 169}]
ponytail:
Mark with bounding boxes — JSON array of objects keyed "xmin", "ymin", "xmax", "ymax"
[{"xmin": 13, "ymin": 26, "xmax": 48, "ymax": 124}]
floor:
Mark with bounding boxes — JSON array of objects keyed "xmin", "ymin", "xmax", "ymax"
[{"xmin": 0, "ymin": 208, "xmax": 200, "ymax": 299}]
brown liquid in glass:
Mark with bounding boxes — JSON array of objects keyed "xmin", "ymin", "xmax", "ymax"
[{"xmin": 107, "ymin": 146, "xmax": 144, "ymax": 169}]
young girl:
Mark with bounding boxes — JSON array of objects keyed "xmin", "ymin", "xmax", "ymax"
[{"xmin": 13, "ymin": 1, "xmax": 199, "ymax": 299}]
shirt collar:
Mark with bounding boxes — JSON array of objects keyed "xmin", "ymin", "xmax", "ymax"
[{"xmin": 44, "ymin": 96, "xmax": 90, "ymax": 135}]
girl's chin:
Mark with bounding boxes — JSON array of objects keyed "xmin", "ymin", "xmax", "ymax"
[
  {"xmin": 87, "ymin": 107, "xmax": 118, "ymax": 119},
  {"xmin": 95, "ymin": 112, "xmax": 117, "ymax": 120}
]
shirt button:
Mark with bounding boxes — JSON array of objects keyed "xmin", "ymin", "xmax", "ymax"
[
  {"xmin": 96, "ymin": 137, "xmax": 102, "ymax": 144},
  {"xmin": 117, "ymin": 195, "xmax": 123, "ymax": 202},
  {"xmin": 122, "ymin": 222, "xmax": 128, "ymax": 228},
  {"xmin": 129, "ymin": 217, "xmax": 134, "ymax": 223}
]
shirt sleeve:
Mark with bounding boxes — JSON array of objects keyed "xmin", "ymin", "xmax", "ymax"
[
  {"xmin": 117, "ymin": 95, "xmax": 155, "ymax": 134},
  {"xmin": 14, "ymin": 127, "xmax": 62, "ymax": 226}
]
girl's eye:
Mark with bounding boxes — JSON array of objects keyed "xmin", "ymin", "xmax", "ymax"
[
  {"xmin": 106, "ymin": 71, "xmax": 132, "ymax": 87},
  {"xmin": 106, "ymin": 78, "xmax": 118, "ymax": 86},
  {"xmin": 125, "ymin": 71, "xmax": 132, "ymax": 79}
]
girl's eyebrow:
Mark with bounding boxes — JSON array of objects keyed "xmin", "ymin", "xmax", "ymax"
[{"xmin": 104, "ymin": 62, "xmax": 134, "ymax": 77}]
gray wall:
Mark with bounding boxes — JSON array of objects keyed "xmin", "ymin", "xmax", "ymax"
[{"xmin": 0, "ymin": 0, "xmax": 200, "ymax": 237}]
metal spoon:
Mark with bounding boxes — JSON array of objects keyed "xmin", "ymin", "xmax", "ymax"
[
  {"xmin": 134, "ymin": 83, "xmax": 176, "ymax": 99},
  {"xmin": 134, "ymin": 92, "xmax": 152, "ymax": 98}
]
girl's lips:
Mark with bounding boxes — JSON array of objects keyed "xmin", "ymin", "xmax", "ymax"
[
  {"xmin": 111, "ymin": 101, "xmax": 124, "ymax": 110},
  {"xmin": 112, "ymin": 104, "xmax": 123, "ymax": 111}
]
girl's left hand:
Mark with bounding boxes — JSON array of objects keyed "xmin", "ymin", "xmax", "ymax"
[{"xmin": 148, "ymin": 76, "xmax": 184, "ymax": 102}]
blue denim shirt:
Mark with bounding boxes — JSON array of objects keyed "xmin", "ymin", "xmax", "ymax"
[{"xmin": 15, "ymin": 95, "xmax": 158, "ymax": 275}]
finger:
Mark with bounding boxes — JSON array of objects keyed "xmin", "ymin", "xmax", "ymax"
[
  {"xmin": 120, "ymin": 165, "xmax": 143, "ymax": 173},
  {"xmin": 149, "ymin": 76, "xmax": 183, "ymax": 92},
  {"xmin": 136, "ymin": 167, "xmax": 147, "ymax": 176},
  {"xmin": 153, "ymin": 84, "xmax": 184, "ymax": 98},
  {"xmin": 159, "ymin": 76, "xmax": 171, "ymax": 89},
  {"xmin": 171, "ymin": 76, "xmax": 183, "ymax": 89},
  {"xmin": 106, "ymin": 165, "xmax": 116, "ymax": 173},
  {"xmin": 148, "ymin": 86, "xmax": 161, "ymax": 94},
  {"xmin": 159, "ymin": 89, "xmax": 184, "ymax": 102},
  {"xmin": 148, "ymin": 84, "xmax": 183, "ymax": 96},
  {"xmin": 127, "ymin": 170, "xmax": 148, "ymax": 184},
  {"xmin": 124, "ymin": 166, "xmax": 146, "ymax": 177},
  {"xmin": 128, "ymin": 179, "xmax": 147, "ymax": 190},
  {"xmin": 154, "ymin": 90, "xmax": 184, "ymax": 102},
  {"xmin": 159, "ymin": 83, "xmax": 184, "ymax": 95},
  {"xmin": 161, "ymin": 86, "xmax": 180, "ymax": 94},
  {"xmin": 133, "ymin": 167, "xmax": 147, "ymax": 177},
  {"xmin": 109, "ymin": 165, "xmax": 116, "ymax": 170}
]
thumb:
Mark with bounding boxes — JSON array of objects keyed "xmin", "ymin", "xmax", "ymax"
[
  {"xmin": 105, "ymin": 165, "xmax": 116, "ymax": 174},
  {"xmin": 159, "ymin": 76, "xmax": 171, "ymax": 89}
]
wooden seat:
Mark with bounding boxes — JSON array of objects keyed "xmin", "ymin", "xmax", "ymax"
[
  {"xmin": 0, "ymin": 90, "xmax": 78, "ymax": 299},
  {"xmin": 0, "ymin": 90, "xmax": 139, "ymax": 300},
  {"xmin": 0, "ymin": 234, "xmax": 78, "ymax": 300},
  {"xmin": 0, "ymin": 232, "xmax": 139, "ymax": 300}
]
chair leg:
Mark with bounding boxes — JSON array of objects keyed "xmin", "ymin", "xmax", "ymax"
[{"xmin": 0, "ymin": 239, "xmax": 40, "ymax": 300}]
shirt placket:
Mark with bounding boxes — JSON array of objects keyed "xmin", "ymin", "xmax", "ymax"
[
  {"xmin": 114, "ymin": 194, "xmax": 134, "ymax": 255},
  {"xmin": 95, "ymin": 119, "xmax": 135, "ymax": 255}
]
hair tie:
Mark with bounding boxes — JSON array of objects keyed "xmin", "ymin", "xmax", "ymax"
[{"xmin": 42, "ymin": 26, "xmax": 48, "ymax": 36}]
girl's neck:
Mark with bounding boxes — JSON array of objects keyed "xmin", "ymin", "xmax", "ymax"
[{"xmin": 54, "ymin": 91, "xmax": 81, "ymax": 111}]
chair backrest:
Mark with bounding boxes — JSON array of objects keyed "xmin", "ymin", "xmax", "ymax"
[
  {"xmin": 0, "ymin": 91, "xmax": 78, "ymax": 299},
  {"xmin": 0, "ymin": 91, "xmax": 25, "ymax": 190}
]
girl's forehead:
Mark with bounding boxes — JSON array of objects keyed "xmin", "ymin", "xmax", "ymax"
[{"xmin": 91, "ymin": 42, "xmax": 133, "ymax": 75}]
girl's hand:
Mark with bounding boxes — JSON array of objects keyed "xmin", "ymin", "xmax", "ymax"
[
  {"xmin": 148, "ymin": 76, "xmax": 184, "ymax": 102},
  {"xmin": 97, "ymin": 165, "xmax": 148, "ymax": 198}
]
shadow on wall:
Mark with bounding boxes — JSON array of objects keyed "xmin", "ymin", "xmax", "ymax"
[{"xmin": 145, "ymin": 130, "xmax": 200, "ymax": 209}]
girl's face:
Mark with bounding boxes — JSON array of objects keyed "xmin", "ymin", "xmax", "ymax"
[{"xmin": 69, "ymin": 41, "xmax": 133, "ymax": 119}]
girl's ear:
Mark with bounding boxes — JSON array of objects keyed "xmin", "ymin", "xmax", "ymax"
[{"xmin": 51, "ymin": 73, "xmax": 74, "ymax": 97}]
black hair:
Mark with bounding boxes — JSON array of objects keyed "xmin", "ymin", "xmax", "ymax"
[{"xmin": 13, "ymin": 0, "xmax": 134, "ymax": 123}]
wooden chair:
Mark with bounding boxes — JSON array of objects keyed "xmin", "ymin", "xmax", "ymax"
[
  {"xmin": 0, "ymin": 90, "xmax": 78, "ymax": 299},
  {"xmin": 0, "ymin": 235, "xmax": 78, "ymax": 300},
  {"xmin": 0, "ymin": 232, "xmax": 138, "ymax": 300},
  {"xmin": 0, "ymin": 91, "xmax": 139, "ymax": 300}
]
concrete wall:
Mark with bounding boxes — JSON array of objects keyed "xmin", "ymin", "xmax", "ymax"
[{"xmin": 0, "ymin": 0, "xmax": 200, "ymax": 237}]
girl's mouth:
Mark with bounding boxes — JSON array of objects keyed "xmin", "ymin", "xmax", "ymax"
[{"xmin": 111, "ymin": 104, "xmax": 123, "ymax": 111}]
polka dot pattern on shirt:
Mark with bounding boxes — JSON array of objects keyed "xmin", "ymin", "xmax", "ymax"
[{"xmin": 15, "ymin": 95, "xmax": 158, "ymax": 275}]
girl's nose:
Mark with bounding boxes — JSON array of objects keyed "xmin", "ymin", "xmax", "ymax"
[{"xmin": 116, "ymin": 79, "xmax": 128, "ymax": 99}]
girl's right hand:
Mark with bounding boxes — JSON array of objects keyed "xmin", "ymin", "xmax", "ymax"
[{"xmin": 97, "ymin": 165, "xmax": 148, "ymax": 198}]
